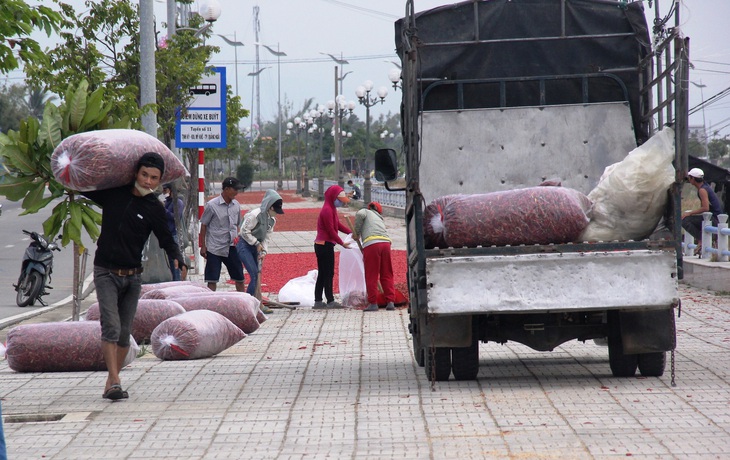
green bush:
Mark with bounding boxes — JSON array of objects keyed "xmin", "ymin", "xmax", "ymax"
[{"xmin": 236, "ymin": 161, "xmax": 255, "ymax": 190}]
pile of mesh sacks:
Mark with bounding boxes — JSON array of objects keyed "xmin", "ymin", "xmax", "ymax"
[
  {"xmin": 424, "ymin": 127, "xmax": 676, "ymax": 248},
  {"xmin": 4, "ymin": 281, "xmax": 267, "ymax": 372}
]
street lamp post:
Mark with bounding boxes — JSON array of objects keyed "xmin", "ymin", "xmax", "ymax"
[
  {"xmin": 140, "ymin": 0, "xmax": 156, "ymax": 137},
  {"xmin": 356, "ymin": 80, "xmax": 388, "ymax": 203},
  {"xmin": 259, "ymin": 43, "xmax": 287, "ymax": 190},
  {"xmin": 327, "ymin": 86, "xmax": 355, "ymax": 189},
  {"xmin": 286, "ymin": 117, "xmax": 304, "ymax": 194},
  {"xmin": 213, "ymin": 33, "xmax": 244, "ymax": 97},
  {"xmin": 388, "ymin": 67, "xmax": 402, "ymax": 91},
  {"xmin": 311, "ymin": 105, "xmax": 333, "ymax": 199}
]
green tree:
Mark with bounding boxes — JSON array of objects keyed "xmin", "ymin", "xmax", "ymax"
[
  {"xmin": 0, "ymin": 1, "xmax": 63, "ymax": 74},
  {"xmin": 687, "ymin": 130, "xmax": 707, "ymax": 158},
  {"xmin": 0, "ymin": 79, "xmax": 130, "ymax": 318},
  {"xmin": 24, "ymin": 0, "xmax": 142, "ymax": 125},
  {"xmin": 708, "ymin": 137, "xmax": 730, "ymax": 161},
  {"xmin": 26, "ymin": 86, "xmax": 57, "ymax": 119},
  {"xmin": 0, "ymin": 83, "xmax": 31, "ymax": 133}
]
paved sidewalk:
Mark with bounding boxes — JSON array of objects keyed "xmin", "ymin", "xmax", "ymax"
[{"xmin": 2, "ymin": 195, "xmax": 730, "ymax": 459}]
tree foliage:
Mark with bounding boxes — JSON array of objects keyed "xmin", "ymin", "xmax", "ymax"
[
  {"xmin": 24, "ymin": 0, "xmax": 142, "ymax": 126},
  {"xmin": 0, "ymin": 79, "xmax": 130, "ymax": 249},
  {"xmin": 708, "ymin": 137, "xmax": 730, "ymax": 161},
  {"xmin": 0, "ymin": 1, "xmax": 63, "ymax": 74},
  {"xmin": 0, "ymin": 83, "xmax": 32, "ymax": 133}
]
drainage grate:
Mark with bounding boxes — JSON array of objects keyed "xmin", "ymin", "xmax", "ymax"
[{"xmin": 4, "ymin": 412, "xmax": 92, "ymax": 424}]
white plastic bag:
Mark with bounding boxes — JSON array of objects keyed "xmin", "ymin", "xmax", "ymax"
[
  {"xmin": 580, "ymin": 127, "xmax": 675, "ymax": 242},
  {"xmin": 278, "ymin": 269, "xmax": 318, "ymax": 307},
  {"xmin": 338, "ymin": 235, "xmax": 367, "ymax": 308}
]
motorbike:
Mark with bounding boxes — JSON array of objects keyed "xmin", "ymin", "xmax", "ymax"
[{"xmin": 15, "ymin": 230, "xmax": 61, "ymax": 307}]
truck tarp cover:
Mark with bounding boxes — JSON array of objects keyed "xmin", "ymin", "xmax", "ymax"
[{"xmin": 395, "ymin": 0, "xmax": 652, "ymax": 142}]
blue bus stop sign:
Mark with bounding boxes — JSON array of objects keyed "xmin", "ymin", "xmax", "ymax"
[{"xmin": 175, "ymin": 67, "xmax": 227, "ymax": 149}]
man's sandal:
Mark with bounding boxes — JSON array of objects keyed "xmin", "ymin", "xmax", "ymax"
[{"xmin": 102, "ymin": 384, "xmax": 124, "ymax": 400}]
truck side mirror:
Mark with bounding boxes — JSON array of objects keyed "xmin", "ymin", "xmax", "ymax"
[{"xmin": 374, "ymin": 148, "xmax": 399, "ymax": 182}]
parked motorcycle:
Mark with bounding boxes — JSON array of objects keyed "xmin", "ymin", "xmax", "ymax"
[{"xmin": 15, "ymin": 230, "xmax": 61, "ymax": 307}]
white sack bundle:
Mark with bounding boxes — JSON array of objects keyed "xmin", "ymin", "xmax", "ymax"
[{"xmin": 580, "ymin": 127, "xmax": 676, "ymax": 242}]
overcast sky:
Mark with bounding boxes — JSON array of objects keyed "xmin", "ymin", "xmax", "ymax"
[{"xmin": 14, "ymin": 1, "xmax": 730, "ymax": 138}]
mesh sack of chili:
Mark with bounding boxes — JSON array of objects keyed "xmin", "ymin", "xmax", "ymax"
[
  {"xmin": 139, "ymin": 280, "xmax": 206, "ymax": 297},
  {"xmin": 5, "ymin": 321, "xmax": 138, "ymax": 372},
  {"xmin": 424, "ymin": 195, "xmax": 463, "ymax": 249},
  {"xmin": 166, "ymin": 292, "xmax": 263, "ymax": 334},
  {"xmin": 85, "ymin": 299, "xmax": 186, "ymax": 344},
  {"xmin": 51, "ymin": 129, "xmax": 188, "ymax": 191},
  {"xmin": 442, "ymin": 187, "xmax": 592, "ymax": 248},
  {"xmin": 140, "ymin": 284, "xmax": 211, "ymax": 300},
  {"xmin": 151, "ymin": 310, "xmax": 246, "ymax": 360}
]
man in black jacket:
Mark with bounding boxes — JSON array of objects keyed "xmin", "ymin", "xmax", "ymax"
[{"xmin": 83, "ymin": 152, "xmax": 182, "ymax": 401}]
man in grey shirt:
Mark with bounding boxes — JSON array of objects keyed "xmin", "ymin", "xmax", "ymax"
[{"xmin": 200, "ymin": 177, "xmax": 245, "ymax": 291}]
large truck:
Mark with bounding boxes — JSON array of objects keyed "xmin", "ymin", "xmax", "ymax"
[{"xmin": 376, "ymin": 0, "xmax": 689, "ymax": 381}]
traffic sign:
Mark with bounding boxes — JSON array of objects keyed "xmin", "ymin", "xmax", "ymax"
[{"xmin": 175, "ymin": 67, "xmax": 228, "ymax": 148}]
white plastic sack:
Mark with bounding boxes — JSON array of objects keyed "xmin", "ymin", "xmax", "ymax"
[
  {"xmin": 278, "ymin": 269, "xmax": 318, "ymax": 307},
  {"xmin": 338, "ymin": 235, "xmax": 367, "ymax": 308},
  {"xmin": 580, "ymin": 127, "xmax": 676, "ymax": 242}
]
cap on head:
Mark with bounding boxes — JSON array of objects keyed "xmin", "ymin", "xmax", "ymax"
[
  {"xmin": 271, "ymin": 198, "xmax": 284, "ymax": 214},
  {"xmin": 222, "ymin": 177, "xmax": 243, "ymax": 190},
  {"xmin": 368, "ymin": 201, "xmax": 383, "ymax": 214},
  {"xmin": 137, "ymin": 152, "xmax": 165, "ymax": 177},
  {"xmin": 337, "ymin": 191, "xmax": 350, "ymax": 204},
  {"xmin": 688, "ymin": 168, "xmax": 704, "ymax": 179}
]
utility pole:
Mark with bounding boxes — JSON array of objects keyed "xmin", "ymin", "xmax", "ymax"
[
  {"xmin": 139, "ymin": 0, "xmax": 156, "ymax": 137},
  {"xmin": 253, "ymin": 6, "xmax": 261, "ymax": 131}
]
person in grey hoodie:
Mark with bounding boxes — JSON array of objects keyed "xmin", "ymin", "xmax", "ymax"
[{"xmin": 236, "ymin": 189, "xmax": 284, "ymax": 311}]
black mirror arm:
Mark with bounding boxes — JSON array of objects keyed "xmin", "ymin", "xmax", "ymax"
[{"xmin": 383, "ymin": 181, "xmax": 406, "ymax": 192}]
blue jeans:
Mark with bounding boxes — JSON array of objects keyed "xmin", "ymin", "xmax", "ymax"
[
  {"xmin": 236, "ymin": 239, "xmax": 259, "ymax": 296},
  {"xmin": 0, "ymin": 400, "xmax": 6, "ymax": 460}
]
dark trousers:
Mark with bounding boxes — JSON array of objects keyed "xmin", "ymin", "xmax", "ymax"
[
  {"xmin": 682, "ymin": 214, "xmax": 717, "ymax": 242},
  {"xmin": 314, "ymin": 242, "xmax": 335, "ymax": 303}
]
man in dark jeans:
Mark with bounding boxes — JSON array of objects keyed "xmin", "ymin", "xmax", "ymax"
[
  {"xmin": 682, "ymin": 167, "xmax": 722, "ymax": 255},
  {"xmin": 82, "ymin": 152, "xmax": 182, "ymax": 401}
]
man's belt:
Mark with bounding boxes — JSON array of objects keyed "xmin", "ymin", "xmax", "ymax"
[{"xmin": 109, "ymin": 267, "xmax": 143, "ymax": 276}]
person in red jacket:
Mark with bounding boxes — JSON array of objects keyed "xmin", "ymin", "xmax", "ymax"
[{"xmin": 313, "ymin": 185, "xmax": 354, "ymax": 309}]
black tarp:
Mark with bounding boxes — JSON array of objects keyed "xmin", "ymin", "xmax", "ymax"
[{"xmin": 396, "ymin": 0, "xmax": 652, "ymax": 143}]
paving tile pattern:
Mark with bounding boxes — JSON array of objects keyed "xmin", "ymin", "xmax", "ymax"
[{"xmin": 1, "ymin": 197, "xmax": 729, "ymax": 459}]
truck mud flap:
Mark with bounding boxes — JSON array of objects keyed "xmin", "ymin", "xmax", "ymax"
[
  {"xmin": 421, "ymin": 315, "xmax": 472, "ymax": 348},
  {"xmin": 620, "ymin": 308, "xmax": 676, "ymax": 354}
]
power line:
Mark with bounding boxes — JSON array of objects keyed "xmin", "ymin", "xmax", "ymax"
[
  {"xmin": 210, "ymin": 53, "xmax": 398, "ymax": 67},
  {"xmin": 693, "ymin": 59, "xmax": 730, "ymax": 67},
  {"xmin": 318, "ymin": 0, "xmax": 399, "ymax": 21},
  {"xmin": 689, "ymin": 85, "xmax": 730, "ymax": 115}
]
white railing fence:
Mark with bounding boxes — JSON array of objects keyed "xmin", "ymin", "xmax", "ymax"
[
  {"xmin": 683, "ymin": 212, "xmax": 730, "ymax": 262},
  {"xmin": 310, "ymin": 178, "xmax": 406, "ymax": 209}
]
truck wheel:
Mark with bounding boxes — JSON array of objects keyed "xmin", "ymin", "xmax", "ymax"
[
  {"xmin": 451, "ymin": 341, "xmax": 479, "ymax": 381},
  {"xmin": 425, "ymin": 347, "xmax": 451, "ymax": 381},
  {"xmin": 637, "ymin": 352, "xmax": 666, "ymax": 377},
  {"xmin": 608, "ymin": 337, "xmax": 638, "ymax": 377}
]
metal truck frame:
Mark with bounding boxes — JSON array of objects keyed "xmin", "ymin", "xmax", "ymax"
[{"xmin": 376, "ymin": 0, "xmax": 689, "ymax": 381}]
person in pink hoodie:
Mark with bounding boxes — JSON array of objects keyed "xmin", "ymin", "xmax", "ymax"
[{"xmin": 313, "ymin": 185, "xmax": 354, "ymax": 309}]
